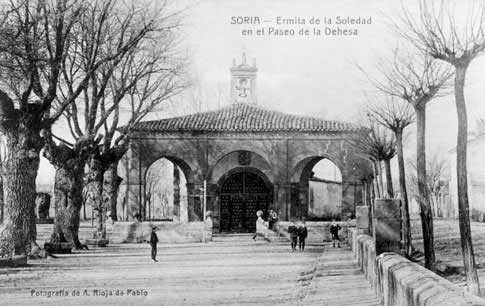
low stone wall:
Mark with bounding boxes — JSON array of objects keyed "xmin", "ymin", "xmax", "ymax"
[
  {"xmin": 277, "ymin": 220, "xmax": 354, "ymax": 243},
  {"xmin": 347, "ymin": 227, "xmax": 485, "ymax": 306},
  {"xmin": 0, "ymin": 255, "xmax": 27, "ymax": 268},
  {"xmin": 108, "ymin": 221, "xmax": 210, "ymax": 244}
]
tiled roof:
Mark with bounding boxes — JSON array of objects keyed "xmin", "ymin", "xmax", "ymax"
[{"xmin": 131, "ymin": 103, "xmax": 355, "ymax": 133}]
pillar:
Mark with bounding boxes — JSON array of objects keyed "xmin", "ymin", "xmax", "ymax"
[
  {"xmin": 173, "ymin": 165, "xmax": 180, "ymax": 217},
  {"xmin": 373, "ymin": 198, "xmax": 402, "ymax": 255},
  {"xmin": 342, "ymin": 181, "xmax": 364, "ymax": 220},
  {"xmin": 123, "ymin": 144, "xmax": 146, "ymax": 221},
  {"xmin": 273, "ymin": 183, "xmax": 289, "ymax": 220},
  {"xmin": 341, "ymin": 182, "xmax": 355, "ymax": 220},
  {"xmin": 187, "ymin": 183, "xmax": 200, "ymax": 221},
  {"xmin": 355, "ymin": 206, "xmax": 369, "ymax": 235}
]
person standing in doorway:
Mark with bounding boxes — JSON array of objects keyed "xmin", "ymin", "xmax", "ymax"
[
  {"xmin": 298, "ymin": 221, "xmax": 308, "ymax": 251},
  {"xmin": 329, "ymin": 219, "xmax": 341, "ymax": 248},
  {"xmin": 149, "ymin": 226, "xmax": 159, "ymax": 262}
]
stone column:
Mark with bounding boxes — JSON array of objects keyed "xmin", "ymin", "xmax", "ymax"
[
  {"xmin": 342, "ymin": 181, "xmax": 364, "ymax": 220},
  {"xmin": 273, "ymin": 183, "xmax": 289, "ymax": 220},
  {"xmin": 298, "ymin": 183, "xmax": 309, "ymax": 220},
  {"xmin": 341, "ymin": 182, "xmax": 355, "ymax": 220},
  {"xmin": 355, "ymin": 206, "xmax": 369, "ymax": 235},
  {"xmin": 373, "ymin": 198, "xmax": 402, "ymax": 255},
  {"xmin": 122, "ymin": 145, "xmax": 146, "ymax": 220},
  {"xmin": 173, "ymin": 166, "xmax": 180, "ymax": 217}
]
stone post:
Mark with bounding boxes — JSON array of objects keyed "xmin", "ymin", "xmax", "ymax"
[{"xmin": 373, "ymin": 198, "xmax": 402, "ymax": 255}]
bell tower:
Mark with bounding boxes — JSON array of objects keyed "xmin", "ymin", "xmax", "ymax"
[{"xmin": 230, "ymin": 53, "xmax": 257, "ymax": 104}]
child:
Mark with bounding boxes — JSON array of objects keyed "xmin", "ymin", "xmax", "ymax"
[
  {"xmin": 298, "ymin": 221, "xmax": 308, "ymax": 251},
  {"xmin": 288, "ymin": 222, "xmax": 298, "ymax": 252},
  {"xmin": 329, "ymin": 219, "xmax": 341, "ymax": 248},
  {"xmin": 268, "ymin": 208, "xmax": 278, "ymax": 230},
  {"xmin": 149, "ymin": 226, "xmax": 159, "ymax": 262}
]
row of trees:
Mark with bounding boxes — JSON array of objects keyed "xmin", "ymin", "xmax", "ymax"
[
  {"xmin": 0, "ymin": 0, "xmax": 187, "ymax": 255},
  {"xmin": 353, "ymin": 0, "xmax": 485, "ymax": 295}
]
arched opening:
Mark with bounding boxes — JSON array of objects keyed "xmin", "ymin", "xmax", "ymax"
[
  {"xmin": 144, "ymin": 157, "xmax": 189, "ymax": 222},
  {"xmin": 292, "ymin": 157, "xmax": 343, "ymax": 220},
  {"xmin": 307, "ymin": 158, "xmax": 343, "ymax": 220},
  {"xmin": 217, "ymin": 167, "xmax": 273, "ymax": 233}
]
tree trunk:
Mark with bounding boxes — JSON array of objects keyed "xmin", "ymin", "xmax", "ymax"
[
  {"xmin": 454, "ymin": 65, "xmax": 480, "ymax": 295},
  {"xmin": 50, "ymin": 165, "xmax": 85, "ymax": 249},
  {"xmin": 384, "ymin": 159, "xmax": 394, "ymax": 198},
  {"xmin": 369, "ymin": 178, "xmax": 375, "ymax": 236},
  {"xmin": 0, "ymin": 130, "xmax": 41, "ymax": 256},
  {"xmin": 0, "ymin": 174, "xmax": 3, "ymax": 224},
  {"xmin": 102, "ymin": 163, "xmax": 122, "ymax": 222},
  {"xmin": 378, "ymin": 161, "xmax": 384, "ymax": 198},
  {"xmin": 396, "ymin": 131, "xmax": 412, "ymax": 257},
  {"xmin": 415, "ymin": 106, "xmax": 435, "ymax": 271},
  {"xmin": 85, "ymin": 157, "xmax": 105, "ymax": 239},
  {"xmin": 373, "ymin": 162, "xmax": 381, "ymax": 198}
]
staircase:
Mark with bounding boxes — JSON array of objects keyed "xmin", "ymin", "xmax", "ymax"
[{"xmin": 212, "ymin": 227, "xmax": 289, "ymax": 243}]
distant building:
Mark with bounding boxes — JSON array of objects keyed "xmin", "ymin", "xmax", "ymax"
[{"xmin": 449, "ymin": 120, "xmax": 485, "ymax": 220}]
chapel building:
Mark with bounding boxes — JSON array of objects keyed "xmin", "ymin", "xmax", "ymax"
[{"xmin": 118, "ymin": 53, "xmax": 373, "ymax": 233}]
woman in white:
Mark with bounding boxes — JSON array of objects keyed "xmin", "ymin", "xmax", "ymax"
[{"xmin": 252, "ymin": 210, "xmax": 270, "ymax": 241}]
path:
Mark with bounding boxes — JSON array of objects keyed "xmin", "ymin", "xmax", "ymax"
[
  {"xmin": 1, "ymin": 230, "xmax": 381, "ymax": 306},
  {"xmin": 298, "ymin": 246, "xmax": 382, "ymax": 306}
]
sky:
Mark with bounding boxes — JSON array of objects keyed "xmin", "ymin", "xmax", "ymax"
[{"xmin": 37, "ymin": 0, "xmax": 485, "ymax": 185}]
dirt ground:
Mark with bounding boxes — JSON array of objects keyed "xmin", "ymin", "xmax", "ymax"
[
  {"xmin": 411, "ymin": 218, "xmax": 485, "ymax": 293},
  {"xmin": 0, "ymin": 235, "xmax": 326, "ymax": 306}
]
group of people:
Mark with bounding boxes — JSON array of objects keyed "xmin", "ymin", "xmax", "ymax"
[
  {"xmin": 252, "ymin": 208, "xmax": 342, "ymax": 252},
  {"xmin": 252, "ymin": 208, "xmax": 278, "ymax": 241},
  {"xmin": 289, "ymin": 219, "xmax": 341, "ymax": 251},
  {"xmin": 288, "ymin": 221, "xmax": 308, "ymax": 251},
  {"xmin": 148, "ymin": 209, "xmax": 343, "ymax": 261}
]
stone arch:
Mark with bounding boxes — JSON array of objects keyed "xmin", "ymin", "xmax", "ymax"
[
  {"xmin": 210, "ymin": 144, "xmax": 273, "ymax": 170},
  {"xmin": 290, "ymin": 154, "xmax": 343, "ymax": 184},
  {"xmin": 208, "ymin": 150, "xmax": 274, "ymax": 184},
  {"xmin": 216, "ymin": 166, "xmax": 274, "ymax": 193},
  {"xmin": 289, "ymin": 155, "xmax": 344, "ymax": 220},
  {"xmin": 143, "ymin": 156, "xmax": 193, "ymax": 222},
  {"xmin": 144, "ymin": 155, "xmax": 194, "ymax": 185}
]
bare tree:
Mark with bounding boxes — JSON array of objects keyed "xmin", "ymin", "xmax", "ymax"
[
  {"xmin": 349, "ymin": 118, "xmax": 397, "ymax": 200},
  {"xmin": 368, "ymin": 98, "xmax": 415, "ymax": 257},
  {"xmin": 49, "ymin": 1, "xmax": 186, "ymax": 242},
  {"xmin": 397, "ymin": 0, "xmax": 485, "ymax": 294},
  {"xmin": 42, "ymin": 0, "xmax": 182, "ymax": 248},
  {"xmin": 370, "ymin": 50, "xmax": 452, "ymax": 271},
  {"xmin": 407, "ymin": 153, "xmax": 449, "ymax": 218},
  {"xmin": 0, "ymin": 0, "xmax": 85, "ymax": 257}
]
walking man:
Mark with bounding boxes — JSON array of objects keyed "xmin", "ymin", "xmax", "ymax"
[
  {"xmin": 298, "ymin": 221, "xmax": 308, "ymax": 251},
  {"xmin": 149, "ymin": 226, "xmax": 159, "ymax": 262},
  {"xmin": 329, "ymin": 219, "xmax": 341, "ymax": 248},
  {"xmin": 288, "ymin": 222, "xmax": 298, "ymax": 252}
]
